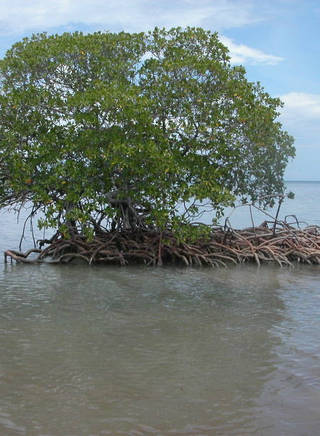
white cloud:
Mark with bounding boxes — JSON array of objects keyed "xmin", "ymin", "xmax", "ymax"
[
  {"xmin": 281, "ymin": 92, "xmax": 320, "ymax": 120},
  {"xmin": 279, "ymin": 92, "xmax": 320, "ymax": 179},
  {"xmin": 220, "ymin": 35, "xmax": 284, "ymax": 65},
  {"xmin": 279, "ymin": 92, "xmax": 320, "ymax": 152},
  {"xmin": 0, "ymin": 0, "xmax": 261, "ymax": 35}
]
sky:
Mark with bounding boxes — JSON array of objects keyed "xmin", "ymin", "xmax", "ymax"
[{"xmin": 0, "ymin": 0, "xmax": 318, "ymax": 180}]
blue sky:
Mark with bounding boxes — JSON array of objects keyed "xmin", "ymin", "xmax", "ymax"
[{"xmin": 0, "ymin": 0, "xmax": 318, "ymax": 180}]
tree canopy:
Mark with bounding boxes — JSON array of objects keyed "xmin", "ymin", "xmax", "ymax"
[{"xmin": 0, "ymin": 27, "xmax": 295, "ymax": 238}]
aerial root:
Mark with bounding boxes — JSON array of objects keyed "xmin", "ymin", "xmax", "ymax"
[
  {"xmin": 4, "ymin": 223, "xmax": 320, "ymax": 267},
  {"xmin": 4, "ymin": 248, "xmax": 42, "ymax": 264}
]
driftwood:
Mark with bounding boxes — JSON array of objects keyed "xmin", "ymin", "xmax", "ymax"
[{"xmin": 4, "ymin": 221, "xmax": 320, "ymax": 267}]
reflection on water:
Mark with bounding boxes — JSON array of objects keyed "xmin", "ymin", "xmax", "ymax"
[
  {"xmin": 1, "ymin": 264, "xmax": 320, "ymax": 435},
  {"xmin": 0, "ymin": 182, "xmax": 320, "ymax": 435}
]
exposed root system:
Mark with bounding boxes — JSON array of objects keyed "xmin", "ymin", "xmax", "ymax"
[{"xmin": 5, "ymin": 221, "xmax": 320, "ymax": 267}]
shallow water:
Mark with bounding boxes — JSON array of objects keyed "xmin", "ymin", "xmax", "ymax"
[{"xmin": 0, "ymin": 182, "xmax": 320, "ymax": 435}]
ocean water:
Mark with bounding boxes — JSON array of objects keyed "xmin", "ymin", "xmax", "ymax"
[
  {"xmin": 219, "ymin": 180, "xmax": 320, "ymax": 229},
  {"xmin": 0, "ymin": 181, "xmax": 320, "ymax": 435}
]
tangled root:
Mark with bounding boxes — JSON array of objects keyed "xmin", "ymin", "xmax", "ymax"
[{"xmin": 5, "ymin": 221, "xmax": 320, "ymax": 267}]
